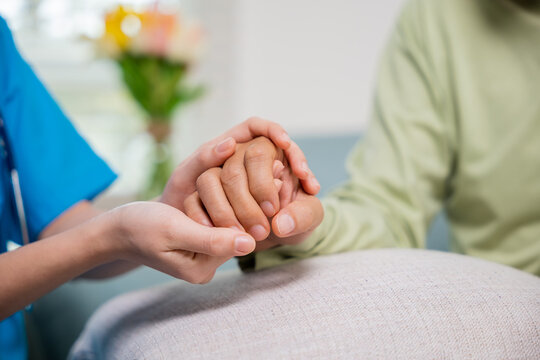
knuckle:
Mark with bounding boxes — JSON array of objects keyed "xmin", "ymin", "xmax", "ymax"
[
  {"xmin": 249, "ymin": 182, "xmax": 273, "ymax": 199},
  {"xmin": 182, "ymin": 263, "xmax": 211, "ymax": 284},
  {"xmin": 185, "ymin": 272, "xmax": 205, "ymax": 284},
  {"xmin": 238, "ymin": 209, "xmax": 268, "ymax": 231},
  {"xmin": 200, "ymin": 231, "xmax": 216, "ymax": 255},
  {"xmin": 183, "ymin": 192, "xmax": 197, "ymax": 210},
  {"xmin": 200, "ymin": 235, "xmax": 213, "ymax": 255},
  {"xmin": 195, "ymin": 266, "xmax": 217, "ymax": 284},
  {"xmin": 245, "ymin": 116, "xmax": 262, "ymax": 125},
  {"xmin": 253, "ymin": 135, "xmax": 273, "ymax": 145},
  {"xmin": 245, "ymin": 143, "xmax": 271, "ymax": 162},
  {"xmin": 179, "ymin": 266, "xmax": 196, "ymax": 283},
  {"xmin": 205, "ymin": 231, "xmax": 226, "ymax": 256},
  {"xmin": 193, "ymin": 140, "xmax": 215, "ymax": 162},
  {"xmin": 208, "ymin": 167, "xmax": 222, "ymax": 177},
  {"xmin": 195, "ymin": 172, "xmax": 209, "ymax": 189},
  {"xmin": 196, "ymin": 168, "xmax": 220, "ymax": 190},
  {"xmin": 220, "ymin": 166, "xmax": 245, "ymax": 187},
  {"xmin": 207, "ymin": 208, "xmax": 229, "ymax": 224},
  {"xmin": 197, "ymin": 146, "xmax": 213, "ymax": 165},
  {"xmin": 212, "ymin": 213, "xmax": 239, "ymax": 229},
  {"xmin": 168, "ymin": 167, "xmax": 183, "ymax": 189},
  {"xmin": 199, "ymin": 270, "xmax": 216, "ymax": 285},
  {"xmin": 193, "ymin": 274, "xmax": 207, "ymax": 285},
  {"xmin": 159, "ymin": 221, "xmax": 176, "ymax": 243},
  {"xmin": 184, "ymin": 198, "xmax": 208, "ymax": 225}
]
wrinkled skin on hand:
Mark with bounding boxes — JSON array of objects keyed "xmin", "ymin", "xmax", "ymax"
[{"xmin": 184, "ymin": 137, "xmax": 324, "ymax": 252}]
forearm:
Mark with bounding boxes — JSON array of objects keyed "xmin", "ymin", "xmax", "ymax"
[
  {"xmin": 0, "ymin": 213, "xmax": 119, "ymax": 319},
  {"xmin": 80, "ymin": 259, "xmax": 138, "ymax": 279},
  {"xmin": 39, "ymin": 200, "xmax": 139, "ymax": 279}
]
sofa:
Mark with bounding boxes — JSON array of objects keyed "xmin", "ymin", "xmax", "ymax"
[{"xmin": 69, "ymin": 248, "xmax": 540, "ymax": 359}]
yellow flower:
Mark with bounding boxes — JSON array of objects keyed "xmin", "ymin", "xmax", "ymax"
[
  {"xmin": 98, "ymin": 4, "xmax": 203, "ymax": 63},
  {"xmin": 104, "ymin": 5, "xmax": 142, "ymax": 51}
]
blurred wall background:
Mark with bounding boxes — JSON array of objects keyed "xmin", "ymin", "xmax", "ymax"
[
  {"xmin": 235, "ymin": 0, "xmax": 403, "ymax": 135},
  {"xmin": 0, "ymin": 0, "xmax": 404, "ymax": 198}
]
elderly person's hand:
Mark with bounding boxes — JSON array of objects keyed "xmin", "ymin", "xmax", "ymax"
[
  {"xmin": 160, "ymin": 117, "xmax": 318, "ymax": 212},
  {"xmin": 184, "ymin": 137, "xmax": 324, "ymax": 251}
]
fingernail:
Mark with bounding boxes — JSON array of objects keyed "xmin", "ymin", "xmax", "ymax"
[
  {"xmin": 278, "ymin": 133, "xmax": 291, "ymax": 147},
  {"xmin": 235, "ymin": 236, "xmax": 255, "ymax": 254},
  {"xmin": 273, "ymin": 160, "xmax": 284, "ymax": 177},
  {"xmin": 312, "ymin": 176, "xmax": 320, "ymax": 190},
  {"xmin": 249, "ymin": 224, "xmax": 267, "ymax": 240},
  {"xmin": 301, "ymin": 161, "xmax": 310, "ymax": 177},
  {"xmin": 277, "ymin": 214, "xmax": 295, "ymax": 235},
  {"xmin": 201, "ymin": 218, "xmax": 213, "ymax": 227},
  {"xmin": 260, "ymin": 201, "xmax": 275, "ymax": 217},
  {"xmin": 215, "ymin": 137, "xmax": 234, "ymax": 154},
  {"xmin": 273, "ymin": 179, "xmax": 283, "ymax": 192}
]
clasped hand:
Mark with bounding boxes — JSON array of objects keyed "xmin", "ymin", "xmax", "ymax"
[
  {"xmin": 110, "ymin": 118, "xmax": 322, "ymax": 285},
  {"xmin": 183, "ymin": 136, "xmax": 324, "ymax": 253},
  {"xmin": 0, "ymin": 118, "xmax": 324, "ymax": 319}
]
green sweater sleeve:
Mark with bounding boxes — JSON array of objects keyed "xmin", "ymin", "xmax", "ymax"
[{"xmin": 251, "ymin": 0, "xmax": 456, "ymax": 270}]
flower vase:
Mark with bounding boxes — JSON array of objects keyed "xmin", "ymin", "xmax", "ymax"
[{"xmin": 141, "ymin": 120, "xmax": 174, "ymax": 200}]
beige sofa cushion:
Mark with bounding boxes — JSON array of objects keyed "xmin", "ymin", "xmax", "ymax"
[{"xmin": 70, "ymin": 249, "xmax": 540, "ymax": 359}]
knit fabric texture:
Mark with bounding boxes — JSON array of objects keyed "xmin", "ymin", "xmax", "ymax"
[{"xmin": 70, "ymin": 249, "xmax": 540, "ymax": 359}]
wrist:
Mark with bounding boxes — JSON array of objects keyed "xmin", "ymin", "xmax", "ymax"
[{"xmin": 84, "ymin": 209, "xmax": 127, "ymax": 264}]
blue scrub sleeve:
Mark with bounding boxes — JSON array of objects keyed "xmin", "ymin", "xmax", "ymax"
[{"xmin": 0, "ymin": 17, "xmax": 117, "ymax": 241}]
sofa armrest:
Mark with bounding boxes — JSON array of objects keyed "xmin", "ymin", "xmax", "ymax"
[{"xmin": 70, "ymin": 249, "xmax": 540, "ymax": 359}]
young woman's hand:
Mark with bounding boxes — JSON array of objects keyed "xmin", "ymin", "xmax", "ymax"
[
  {"xmin": 107, "ymin": 201, "xmax": 255, "ymax": 284},
  {"xmin": 0, "ymin": 119, "xmax": 315, "ymax": 319}
]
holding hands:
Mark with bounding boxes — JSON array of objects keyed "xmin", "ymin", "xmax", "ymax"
[
  {"xmin": 183, "ymin": 135, "xmax": 324, "ymax": 253},
  {"xmin": 113, "ymin": 118, "xmax": 320, "ymax": 283},
  {"xmin": 106, "ymin": 118, "xmax": 322, "ymax": 284},
  {"xmin": 0, "ymin": 117, "xmax": 323, "ymax": 319}
]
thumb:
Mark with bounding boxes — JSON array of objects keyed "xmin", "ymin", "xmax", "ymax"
[
  {"xmin": 271, "ymin": 191, "xmax": 324, "ymax": 244},
  {"xmin": 172, "ymin": 214, "xmax": 256, "ymax": 257}
]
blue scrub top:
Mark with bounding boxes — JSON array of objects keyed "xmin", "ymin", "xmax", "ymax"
[{"xmin": 0, "ymin": 17, "xmax": 117, "ymax": 360}]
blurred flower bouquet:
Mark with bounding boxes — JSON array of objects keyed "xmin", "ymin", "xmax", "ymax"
[{"xmin": 98, "ymin": 5, "xmax": 204, "ymax": 199}]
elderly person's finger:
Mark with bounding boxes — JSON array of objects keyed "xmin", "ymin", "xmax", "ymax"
[
  {"xmin": 243, "ymin": 137, "xmax": 284, "ymax": 217},
  {"xmin": 221, "ymin": 147, "xmax": 272, "ymax": 241},
  {"xmin": 195, "ymin": 168, "xmax": 245, "ymax": 232},
  {"xmin": 215, "ymin": 117, "xmax": 319, "ymax": 193},
  {"xmin": 270, "ymin": 190, "xmax": 324, "ymax": 244},
  {"xmin": 183, "ymin": 192, "xmax": 213, "ymax": 227}
]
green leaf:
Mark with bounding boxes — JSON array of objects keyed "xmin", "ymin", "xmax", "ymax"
[{"xmin": 116, "ymin": 54, "xmax": 203, "ymax": 121}]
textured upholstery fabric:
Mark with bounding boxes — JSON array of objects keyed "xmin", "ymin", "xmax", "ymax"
[{"xmin": 70, "ymin": 249, "xmax": 540, "ymax": 359}]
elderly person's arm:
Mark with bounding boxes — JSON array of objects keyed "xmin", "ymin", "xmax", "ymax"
[{"xmin": 184, "ymin": 0, "xmax": 452, "ymax": 270}]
